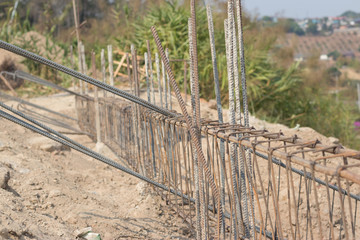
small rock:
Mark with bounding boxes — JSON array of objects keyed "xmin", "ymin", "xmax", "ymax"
[
  {"xmin": 0, "ymin": 143, "xmax": 11, "ymax": 152},
  {"xmin": 48, "ymin": 189, "xmax": 63, "ymax": 198},
  {"xmin": 40, "ymin": 143, "xmax": 60, "ymax": 152},
  {"xmin": 94, "ymin": 142, "xmax": 105, "ymax": 153},
  {"xmin": 328, "ymin": 137, "xmax": 339, "ymax": 144},
  {"xmin": 29, "ymin": 136, "xmax": 70, "ymax": 152},
  {"xmin": 19, "ymin": 168, "xmax": 30, "ymax": 174},
  {"xmin": 75, "ymin": 227, "xmax": 96, "ymax": 239},
  {"xmin": 0, "ymin": 167, "xmax": 10, "ymax": 190},
  {"xmin": 208, "ymin": 99, "xmax": 217, "ymax": 110},
  {"xmin": 136, "ymin": 182, "xmax": 147, "ymax": 196},
  {"xmin": 292, "ymin": 124, "xmax": 300, "ymax": 131},
  {"xmin": 82, "ymin": 232, "xmax": 101, "ymax": 240}
]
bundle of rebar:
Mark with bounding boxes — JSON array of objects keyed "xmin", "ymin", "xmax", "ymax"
[{"xmin": 1, "ymin": 0, "xmax": 360, "ymax": 239}]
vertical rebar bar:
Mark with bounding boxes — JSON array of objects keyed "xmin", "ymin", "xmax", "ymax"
[
  {"xmin": 206, "ymin": 5, "xmax": 225, "ymax": 238},
  {"xmin": 101, "ymin": 49, "xmax": 107, "ymax": 98},
  {"xmin": 92, "ymin": 51, "xmax": 101, "ymax": 146},
  {"xmin": 190, "ymin": 0, "xmax": 201, "ymax": 130},
  {"xmin": 145, "ymin": 52, "xmax": 150, "ymax": 102},
  {"xmin": 78, "ymin": 42, "xmax": 83, "ymax": 95},
  {"xmin": 184, "ymin": 60, "xmax": 187, "ymax": 104},
  {"xmin": 146, "ymin": 40, "xmax": 155, "ymax": 104},
  {"xmin": 188, "ymin": 17, "xmax": 202, "ymax": 240},
  {"xmin": 107, "ymin": 45, "xmax": 114, "ymax": 98},
  {"xmin": 235, "ymin": 0, "xmax": 249, "ymax": 127},
  {"xmin": 155, "ymin": 53, "xmax": 163, "ymax": 108},
  {"xmin": 225, "ymin": 16, "xmax": 243, "ymax": 238},
  {"xmin": 70, "ymin": 45, "xmax": 76, "ymax": 91},
  {"xmin": 162, "ymin": 51, "xmax": 167, "ymax": 109},
  {"xmin": 189, "ymin": 3, "xmax": 208, "ymax": 235},
  {"xmin": 80, "ymin": 43, "xmax": 88, "ymax": 94},
  {"xmin": 72, "ymin": 0, "xmax": 82, "ymax": 94},
  {"xmin": 235, "ymin": 1, "xmax": 255, "ymax": 237},
  {"xmin": 152, "ymin": 25, "xmax": 223, "ymax": 240},
  {"xmin": 229, "ymin": 2, "xmax": 251, "ymax": 238},
  {"xmin": 166, "ymin": 48, "xmax": 172, "ymax": 110}
]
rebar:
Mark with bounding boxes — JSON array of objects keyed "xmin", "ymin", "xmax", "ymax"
[
  {"xmin": 162, "ymin": 50, "xmax": 167, "ymax": 109},
  {"xmin": 155, "ymin": 52, "xmax": 163, "ymax": 108},
  {"xmin": 165, "ymin": 48, "xmax": 172, "ymax": 110},
  {"xmin": 206, "ymin": 5, "xmax": 226, "ymax": 238},
  {"xmin": 0, "ymin": 40, "xmax": 176, "ymax": 117},
  {"xmin": 146, "ymin": 40, "xmax": 155, "ymax": 104},
  {"xmin": 107, "ymin": 45, "xmax": 114, "ymax": 88},
  {"xmin": 101, "ymin": 49, "xmax": 107, "ymax": 98},
  {"xmin": 145, "ymin": 52, "xmax": 150, "ymax": 102},
  {"xmin": 152, "ymin": 26, "xmax": 224, "ymax": 239},
  {"xmin": 80, "ymin": 43, "xmax": 88, "ymax": 94},
  {"xmin": 188, "ymin": 17, "xmax": 202, "ymax": 240}
]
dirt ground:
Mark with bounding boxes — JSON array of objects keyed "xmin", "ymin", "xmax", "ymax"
[
  {"xmin": 0, "ymin": 93, "xmax": 192, "ymax": 240},
  {"xmin": 0, "ymin": 87, "xmax": 349, "ymax": 240}
]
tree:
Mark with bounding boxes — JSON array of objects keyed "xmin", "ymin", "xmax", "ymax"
[
  {"xmin": 341, "ymin": 10, "xmax": 360, "ymax": 18},
  {"xmin": 306, "ymin": 21, "xmax": 318, "ymax": 35},
  {"xmin": 328, "ymin": 50, "xmax": 340, "ymax": 60},
  {"xmin": 281, "ymin": 18, "xmax": 305, "ymax": 36},
  {"xmin": 326, "ymin": 66, "xmax": 341, "ymax": 86},
  {"xmin": 262, "ymin": 16, "xmax": 273, "ymax": 22}
]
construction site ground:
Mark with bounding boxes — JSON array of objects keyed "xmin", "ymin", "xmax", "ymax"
[{"xmin": 0, "ymin": 85, "xmax": 345, "ymax": 240}]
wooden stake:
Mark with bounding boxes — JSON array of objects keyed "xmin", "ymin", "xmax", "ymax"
[
  {"xmin": 107, "ymin": 45, "xmax": 114, "ymax": 97},
  {"xmin": 0, "ymin": 74, "xmax": 17, "ymax": 96},
  {"xmin": 92, "ymin": 51, "xmax": 101, "ymax": 145}
]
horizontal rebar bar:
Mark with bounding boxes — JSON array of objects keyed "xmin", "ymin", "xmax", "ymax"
[{"xmin": 0, "ymin": 40, "xmax": 176, "ymax": 118}]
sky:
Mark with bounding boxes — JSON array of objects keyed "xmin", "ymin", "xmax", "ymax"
[{"xmin": 242, "ymin": 0, "xmax": 360, "ymax": 19}]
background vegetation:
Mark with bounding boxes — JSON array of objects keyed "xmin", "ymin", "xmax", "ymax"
[{"xmin": 0, "ymin": 0, "xmax": 359, "ymax": 148}]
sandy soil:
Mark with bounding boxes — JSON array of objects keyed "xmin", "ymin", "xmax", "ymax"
[{"xmin": 0, "ymin": 93, "xmax": 192, "ymax": 240}]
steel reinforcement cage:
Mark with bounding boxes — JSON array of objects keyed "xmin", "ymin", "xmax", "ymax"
[{"xmin": 76, "ymin": 95, "xmax": 360, "ymax": 240}]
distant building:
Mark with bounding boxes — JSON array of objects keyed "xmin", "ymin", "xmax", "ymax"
[
  {"xmin": 342, "ymin": 51, "xmax": 355, "ymax": 59},
  {"xmin": 294, "ymin": 54, "xmax": 304, "ymax": 62},
  {"xmin": 320, "ymin": 54, "xmax": 329, "ymax": 61}
]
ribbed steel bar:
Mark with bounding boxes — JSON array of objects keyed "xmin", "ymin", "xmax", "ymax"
[
  {"xmin": 0, "ymin": 106, "xmax": 201, "ymax": 206},
  {"xmin": 80, "ymin": 43, "xmax": 89, "ymax": 94},
  {"xmin": 1, "ymin": 70, "xmax": 80, "ymax": 98},
  {"xmin": 0, "ymin": 40, "xmax": 175, "ymax": 117},
  {"xmin": 190, "ymin": 0, "xmax": 201, "ymax": 131},
  {"xmin": 206, "ymin": 5, "xmax": 226, "ymax": 238},
  {"xmin": 131, "ymin": 45, "xmax": 144, "ymax": 174},
  {"xmin": 101, "ymin": 49, "xmax": 107, "ymax": 98},
  {"xmin": 151, "ymin": 26, "xmax": 223, "ymax": 239},
  {"xmin": 92, "ymin": 51, "xmax": 101, "ymax": 145},
  {"xmin": 188, "ymin": 17, "xmax": 202, "ymax": 240},
  {"xmin": 78, "ymin": 42, "xmax": 83, "ymax": 95},
  {"xmin": 155, "ymin": 52, "xmax": 163, "ymax": 108},
  {"xmin": 70, "ymin": 45, "xmax": 76, "ymax": 91},
  {"xmin": 235, "ymin": 1, "xmax": 255, "ymax": 237},
  {"xmin": 0, "ymin": 91, "xmax": 76, "ymax": 121},
  {"xmin": 230, "ymin": 5, "xmax": 241, "ymax": 126},
  {"xmin": 107, "ymin": 45, "xmax": 114, "ymax": 89},
  {"xmin": 146, "ymin": 40, "xmax": 155, "ymax": 104},
  {"xmin": 229, "ymin": 1, "xmax": 250, "ymax": 237},
  {"xmin": 161, "ymin": 50, "xmax": 167, "ymax": 109},
  {"xmin": 235, "ymin": 0, "xmax": 249, "ymax": 127},
  {"xmin": 225, "ymin": 14, "xmax": 243, "ymax": 238},
  {"xmin": 165, "ymin": 48, "xmax": 172, "ymax": 110},
  {"xmin": 145, "ymin": 52, "xmax": 150, "ymax": 102}
]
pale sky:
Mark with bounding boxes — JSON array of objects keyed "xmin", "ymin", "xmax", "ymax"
[{"xmin": 242, "ymin": 0, "xmax": 360, "ymax": 19}]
